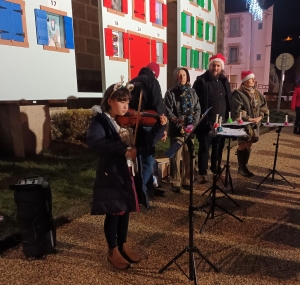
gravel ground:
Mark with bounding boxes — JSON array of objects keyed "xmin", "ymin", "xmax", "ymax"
[{"xmin": 1, "ymin": 127, "xmax": 300, "ymax": 285}]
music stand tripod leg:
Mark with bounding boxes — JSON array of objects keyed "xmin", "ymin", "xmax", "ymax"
[
  {"xmin": 274, "ymin": 170, "xmax": 295, "ymax": 189},
  {"xmin": 159, "ymin": 136, "xmax": 219, "ymax": 281}
]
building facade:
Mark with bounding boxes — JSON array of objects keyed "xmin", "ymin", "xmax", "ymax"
[
  {"xmin": 0, "ymin": 0, "xmax": 77, "ymax": 156},
  {"xmin": 223, "ymin": 5, "xmax": 274, "ymax": 88},
  {"xmin": 98, "ymin": 0, "xmax": 168, "ymax": 93},
  {"xmin": 167, "ymin": 0, "xmax": 218, "ymax": 88}
]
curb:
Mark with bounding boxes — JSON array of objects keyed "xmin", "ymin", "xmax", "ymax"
[{"xmin": 0, "ymin": 200, "xmax": 91, "ymax": 254}]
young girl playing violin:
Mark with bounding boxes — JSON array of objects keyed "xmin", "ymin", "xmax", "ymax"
[{"xmin": 87, "ymin": 77, "xmax": 167, "ymax": 270}]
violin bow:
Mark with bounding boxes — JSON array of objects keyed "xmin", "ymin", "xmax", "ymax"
[{"xmin": 132, "ymin": 90, "xmax": 143, "ymax": 146}]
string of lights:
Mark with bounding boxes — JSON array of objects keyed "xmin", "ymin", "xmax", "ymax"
[{"xmin": 246, "ymin": 0, "xmax": 263, "ymax": 21}]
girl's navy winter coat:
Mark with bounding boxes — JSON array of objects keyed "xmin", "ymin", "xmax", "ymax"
[{"xmin": 87, "ymin": 112, "xmax": 166, "ymax": 214}]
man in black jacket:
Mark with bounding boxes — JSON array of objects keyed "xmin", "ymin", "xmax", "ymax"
[
  {"xmin": 192, "ymin": 54, "xmax": 231, "ymax": 183},
  {"xmin": 129, "ymin": 63, "xmax": 166, "ymax": 198}
]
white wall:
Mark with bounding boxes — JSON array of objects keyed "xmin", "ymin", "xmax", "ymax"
[
  {"xmin": 0, "ymin": 0, "xmax": 78, "ymax": 101},
  {"xmin": 178, "ymin": 0, "xmax": 217, "ymax": 84},
  {"xmin": 99, "ymin": 0, "xmax": 167, "ymax": 95},
  {"xmin": 224, "ymin": 6, "xmax": 273, "ymax": 87}
]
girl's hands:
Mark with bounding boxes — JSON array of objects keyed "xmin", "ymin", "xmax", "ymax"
[
  {"xmin": 126, "ymin": 147, "xmax": 137, "ymax": 160},
  {"xmin": 160, "ymin": 114, "xmax": 168, "ymax": 126}
]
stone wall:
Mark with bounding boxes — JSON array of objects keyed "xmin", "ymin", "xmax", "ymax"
[{"xmin": 72, "ymin": 0, "xmax": 102, "ymax": 92}]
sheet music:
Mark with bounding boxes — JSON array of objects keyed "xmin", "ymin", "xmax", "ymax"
[
  {"xmin": 216, "ymin": 127, "xmax": 248, "ymax": 137},
  {"xmin": 222, "ymin": 121, "xmax": 253, "ymax": 126},
  {"xmin": 262, "ymin": 123, "xmax": 294, "ymax": 127}
]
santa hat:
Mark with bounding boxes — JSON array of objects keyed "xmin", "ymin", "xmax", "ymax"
[
  {"xmin": 147, "ymin": 62, "xmax": 160, "ymax": 78},
  {"xmin": 241, "ymin": 71, "xmax": 255, "ymax": 83},
  {"xmin": 209, "ymin": 53, "xmax": 226, "ymax": 70}
]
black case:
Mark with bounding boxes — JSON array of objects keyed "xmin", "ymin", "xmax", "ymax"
[{"xmin": 10, "ymin": 176, "xmax": 56, "ymax": 258}]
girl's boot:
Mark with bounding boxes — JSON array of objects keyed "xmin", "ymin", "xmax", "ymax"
[
  {"xmin": 107, "ymin": 247, "xmax": 130, "ymax": 270},
  {"xmin": 119, "ymin": 242, "xmax": 140, "ymax": 263}
]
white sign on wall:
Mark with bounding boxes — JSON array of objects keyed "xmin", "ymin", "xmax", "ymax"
[{"xmin": 48, "ymin": 0, "xmax": 59, "ymax": 9}]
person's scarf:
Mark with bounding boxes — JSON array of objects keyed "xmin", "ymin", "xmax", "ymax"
[
  {"xmin": 239, "ymin": 84, "xmax": 260, "ymax": 116},
  {"xmin": 177, "ymin": 82, "xmax": 193, "ymax": 126}
]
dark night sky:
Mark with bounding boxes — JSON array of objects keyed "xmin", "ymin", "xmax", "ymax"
[{"xmin": 225, "ymin": 0, "xmax": 300, "ymax": 62}]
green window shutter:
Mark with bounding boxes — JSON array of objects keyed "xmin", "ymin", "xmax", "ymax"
[
  {"xmin": 208, "ymin": 0, "xmax": 212, "ymax": 11},
  {"xmin": 181, "ymin": 47, "xmax": 187, "ymax": 66},
  {"xmin": 181, "ymin": 12, "xmax": 186, "ymax": 33},
  {"xmin": 190, "ymin": 49, "xmax": 195, "ymax": 68},
  {"xmin": 212, "ymin": 26, "xmax": 216, "ymax": 42},
  {"xmin": 197, "ymin": 19, "xmax": 203, "ymax": 38},
  {"xmin": 205, "ymin": 53, "xmax": 210, "ymax": 69},
  {"xmin": 194, "ymin": 50, "xmax": 199, "ymax": 69},
  {"xmin": 191, "ymin": 16, "xmax": 195, "ymax": 36},
  {"xmin": 205, "ymin": 22, "xmax": 210, "ymax": 41},
  {"xmin": 200, "ymin": 0, "xmax": 204, "ymax": 8},
  {"xmin": 202, "ymin": 52, "xmax": 206, "ymax": 69},
  {"xmin": 197, "ymin": 0, "xmax": 201, "ymax": 5}
]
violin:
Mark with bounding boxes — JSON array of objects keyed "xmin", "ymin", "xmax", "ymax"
[{"xmin": 116, "ymin": 108, "xmax": 160, "ymax": 127}]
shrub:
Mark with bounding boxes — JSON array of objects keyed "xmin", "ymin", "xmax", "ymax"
[{"xmin": 51, "ymin": 109, "xmax": 93, "ymax": 142}]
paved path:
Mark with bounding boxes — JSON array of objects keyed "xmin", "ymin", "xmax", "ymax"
[{"xmin": 1, "ymin": 127, "xmax": 300, "ymax": 285}]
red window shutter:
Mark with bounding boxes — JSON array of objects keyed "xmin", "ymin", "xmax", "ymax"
[
  {"xmin": 162, "ymin": 4, "xmax": 168, "ymax": 27},
  {"xmin": 123, "ymin": 32, "xmax": 129, "ymax": 59},
  {"xmin": 133, "ymin": 0, "xmax": 140, "ymax": 18},
  {"xmin": 122, "ymin": 0, "xmax": 128, "ymax": 13},
  {"xmin": 140, "ymin": 0, "xmax": 145, "ymax": 20},
  {"xmin": 150, "ymin": 0, "xmax": 156, "ymax": 23},
  {"xmin": 103, "ymin": 0, "xmax": 111, "ymax": 8},
  {"xmin": 151, "ymin": 39, "xmax": 156, "ymax": 63},
  {"xmin": 104, "ymin": 28, "xmax": 113, "ymax": 56},
  {"xmin": 163, "ymin": 42, "xmax": 168, "ymax": 64}
]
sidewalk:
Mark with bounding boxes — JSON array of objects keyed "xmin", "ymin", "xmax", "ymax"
[{"xmin": 0, "ymin": 127, "xmax": 299, "ymax": 285}]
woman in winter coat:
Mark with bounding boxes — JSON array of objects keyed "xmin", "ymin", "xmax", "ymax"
[
  {"xmin": 87, "ymin": 77, "xmax": 167, "ymax": 270},
  {"xmin": 291, "ymin": 82, "xmax": 300, "ymax": 135},
  {"xmin": 231, "ymin": 71, "xmax": 269, "ymax": 177},
  {"xmin": 164, "ymin": 67, "xmax": 200, "ymax": 192}
]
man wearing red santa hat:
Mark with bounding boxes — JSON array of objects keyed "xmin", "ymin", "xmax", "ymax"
[
  {"xmin": 193, "ymin": 53, "xmax": 232, "ymax": 184},
  {"xmin": 231, "ymin": 71, "xmax": 269, "ymax": 177}
]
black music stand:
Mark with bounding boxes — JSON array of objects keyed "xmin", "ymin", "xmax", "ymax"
[
  {"xmin": 219, "ymin": 137, "xmax": 234, "ymax": 193},
  {"xmin": 218, "ymin": 121, "xmax": 254, "ymax": 194},
  {"xmin": 197, "ymin": 129, "xmax": 246, "ymax": 233},
  {"xmin": 159, "ymin": 107, "xmax": 219, "ymax": 284},
  {"xmin": 257, "ymin": 123, "xmax": 295, "ymax": 189}
]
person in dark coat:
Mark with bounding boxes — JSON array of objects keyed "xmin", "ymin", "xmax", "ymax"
[
  {"xmin": 87, "ymin": 77, "xmax": 167, "ymax": 270},
  {"xmin": 192, "ymin": 54, "xmax": 231, "ymax": 184},
  {"xmin": 129, "ymin": 63, "xmax": 167, "ymax": 198},
  {"xmin": 165, "ymin": 67, "xmax": 200, "ymax": 192}
]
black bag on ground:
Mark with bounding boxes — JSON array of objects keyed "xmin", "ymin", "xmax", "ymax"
[{"xmin": 10, "ymin": 176, "xmax": 56, "ymax": 258}]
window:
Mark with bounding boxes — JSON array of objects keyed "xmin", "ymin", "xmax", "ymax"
[
  {"xmin": 150, "ymin": 0, "xmax": 167, "ymax": 27},
  {"xmin": 228, "ymin": 46, "xmax": 238, "ymax": 64},
  {"xmin": 0, "ymin": 0, "xmax": 28, "ymax": 48},
  {"xmin": 133, "ymin": 0, "xmax": 146, "ymax": 22},
  {"xmin": 104, "ymin": 27, "xmax": 129, "ymax": 61},
  {"xmin": 151, "ymin": 39, "xmax": 167, "ymax": 64},
  {"xmin": 202, "ymin": 0, "xmax": 212, "ymax": 11},
  {"xmin": 205, "ymin": 22, "xmax": 216, "ymax": 43},
  {"xmin": 34, "ymin": 7, "xmax": 74, "ymax": 52},
  {"xmin": 193, "ymin": 50, "xmax": 203, "ymax": 69},
  {"xmin": 182, "ymin": 48, "xmax": 209, "ymax": 69},
  {"xmin": 257, "ymin": 54, "xmax": 261, "ymax": 61},
  {"xmin": 103, "ymin": 0, "xmax": 128, "ymax": 14},
  {"xmin": 258, "ymin": 22, "xmax": 263, "ymax": 30},
  {"xmin": 229, "ymin": 17, "xmax": 240, "ymax": 37},
  {"xmin": 181, "ymin": 12, "xmax": 194, "ymax": 37},
  {"xmin": 196, "ymin": 17, "xmax": 204, "ymax": 40}
]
